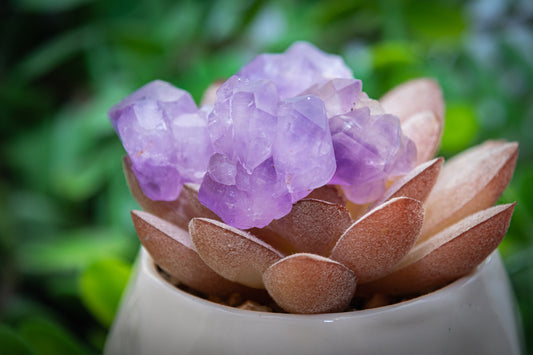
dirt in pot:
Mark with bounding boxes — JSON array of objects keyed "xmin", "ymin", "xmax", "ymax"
[{"xmin": 156, "ymin": 265, "xmax": 414, "ymax": 313}]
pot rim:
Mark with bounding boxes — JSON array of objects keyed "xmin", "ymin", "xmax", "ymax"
[{"xmin": 138, "ymin": 246, "xmax": 493, "ymax": 319}]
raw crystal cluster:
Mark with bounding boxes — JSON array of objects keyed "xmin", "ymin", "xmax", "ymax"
[
  {"xmin": 200, "ymin": 76, "xmax": 336, "ymax": 228},
  {"xmin": 109, "ymin": 80, "xmax": 212, "ymax": 201},
  {"xmin": 111, "ymin": 43, "xmax": 518, "ymax": 314},
  {"xmin": 237, "ymin": 41, "xmax": 353, "ymax": 99},
  {"xmin": 110, "ymin": 42, "xmax": 416, "ymax": 229}
]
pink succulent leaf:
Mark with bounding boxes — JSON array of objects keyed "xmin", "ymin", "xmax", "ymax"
[
  {"xmin": 419, "ymin": 141, "xmax": 518, "ymax": 242},
  {"xmin": 200, "ymin": 80, "xmax": 224, "ymax": 107},
  {"xmin": 263, "ymin": 253, "xmax": 357, "ymax": 314},
  {"xmin": 124, "ymin": 156, "xmax": 220, "ymax": 230},
  {"xmin": 266, "ymin": 198, "xmax": 353, "ymax": 256},
  {"xmin": 131, "ymin": 210, "xmax": 258, "ymax": 298},
  {"xmin": 189, "ymin": 218, "xmax": 284, "ymax": 289},
  {"xmin": 370, "ymin": 157, "xmax": 443, "ymax": 209},
  {"xmin": 354, "ymin": 92, "xmax": 386, "ymax": 115},
  {"xmin": 330, "ymin": 197, "xmax": 424, "ymax": 284},
  {"xmin": 401, "ymin": 111, "xmax": 443, "ymax": 164},
  {"xmin": 306, "ymin": 184, "xmax": 346, "ymax": 205},
  {"xmin": 363, "ymin": 203, "xmax": 516, "ymax": 296},
  {"xmin": 380, "ymin": 78, "xmax": 445, "ymax": 123}
]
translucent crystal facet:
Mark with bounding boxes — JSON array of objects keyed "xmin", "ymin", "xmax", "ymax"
[
  {"xmin": 303, "ymin": 79, "xmax": 363, "ymax": 117},
  {"xmin": 329, "ymin": 108, "xmax": 417, "ymax": 204},
  {"xmin": 208, "ymin": 76, "xmax": 279, "ymax": 171},
  {"xmin": 109, "ymin": 80, "xmax": 212, "ymax": 201},
  {"xmin": 238, "ymin": 42, "xmax": 353, "ymax": 99},
  {"xmin": 274, "ymin": 95, "xmax": 336, "ymax": 202},
  {"xmin": 110, "ymin": 42, "xmax": 418, "ymax": 228},
  {"xmin": 199, "ymin": 78, "xmax": 336, "ymax": 229}
]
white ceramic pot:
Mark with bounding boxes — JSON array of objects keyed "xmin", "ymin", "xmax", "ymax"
[{"xmin": 105, "ymin": 248, "xmax": 523, "ymax": 355}]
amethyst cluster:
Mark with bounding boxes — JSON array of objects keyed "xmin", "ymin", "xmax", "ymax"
[{"xmin": 109, "ymin": 42, "xmax": 416, "ymax": 229}]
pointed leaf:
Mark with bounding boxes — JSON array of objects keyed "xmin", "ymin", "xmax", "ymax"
[
  {"xmin": 266, "ymin": 199, "xmax": 353, "ymax": 256},
  {"xmin": 380, "ymin": 78, "xmax": 445, "ymax": 123},
  {"xmin": 189, "ymin": 218, "xmax": 283, "ymax": 289},
  {"xmin": 124, "ymin": 156, "xmax": 219, "ymax": 229},
  {"xmin": 371, "ymin": 157, "xmax": 443, "ymax": 209},
  {"xmin": 364, "ymin": 203, "xmax": 515, "ymax": 296},
  {"xmin": 330, "ymin": 197, "xmax": 424, "ymax": 283},
  {"xmin": 132, "ymin": 210, "xmax": 248, "ymax": 297},
  {"xmin": 306, "ymin": 185, "xmax": 346, "ymax": 205},
  {"xmin": 401, "ymin": 111, "xmax": 443, "ymax": 164},
  {"xmin": 419, "ymin": 141, "xmax": 518, "ymax": 242},
  {"xmin": 263, "ymin": 253, "xmax": 357, "ymax": 314}
]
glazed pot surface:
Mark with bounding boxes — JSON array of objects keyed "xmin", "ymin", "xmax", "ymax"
[{"xmin": 105, "ymin": 248, "xmax": 523, "ymax": 355}]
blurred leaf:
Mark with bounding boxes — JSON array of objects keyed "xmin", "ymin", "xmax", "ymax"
[
  {"xmin": 9, "ymin": 189, "xmax": 63, "ymax": 227},
  {"xmin": 178, "ymin": 49, "xmax": 246, "ymax": 102},
  {"xmin": 12, "ymin": 26, "xmax": 96, "ymax": 83},
  {"xmin": 308, "ymin": 0, "xmax": 368, "ymax": 26},
  {"xmin": 440, "ymin": 102, "xmax": 478, "ymax": 153},
  {"xmin": 79, "ymin": 258, "xmax": 131, "ymax": 328},
  {"xmin": 519, "ymin": 167, "xmax": 533, "ymax": 213},
  {"xmin": 49, "ymin": 86, "xmax": 130, "ymax": 200},
  {"xmin": 404, "ymin": 0, "xmax": 465, "ymax": 43},
  {"xmin": 0, "ymin": 324, "xmax": 34, "ymax": 355},
  {"xmin": 16, "ymin": 228, "xmax": 136, "ymax": 274},
  {"xmin": 1, "ymin": 297, "xmax": 62, "ymax": 326},
  {"xmin": 14, "ymin": 0, "xmax": 94, "ymax": 12},
  {"xmin": 18, "ymin": 317, "xmax": 90, "ymax": 355},
  {"xmin": 5, "ymin": 124, "xmax": 53, "ymax": 193},
  {"xmin": 100, "ymin": 162, "xmax": 138, "ymax": 233},
  {"xmin": 371, "ymin": 41, "xmax": 418, "ymax": 68}
]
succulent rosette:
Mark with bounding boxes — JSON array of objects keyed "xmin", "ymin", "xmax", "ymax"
[{"xmin": 109, "ymin": 42, "xmax": 518, "ymax": 314}]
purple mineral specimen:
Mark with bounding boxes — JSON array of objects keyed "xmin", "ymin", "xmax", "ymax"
[
  {"xmin": 303, "ymin": 78, "xmax": 363, "ymax": 117},
  {"xmin": 274, "ymin": 95, "xmax": 336, "ymax": 202},
  {"xmin": 238, "ymin": 42, "xmax": 353, "ymax": 99},
  {"xmin": 198, "ymin": 77, "xmax": 336, "ymax": 229},
  {"xmin": 329, "ymin": 107, "xmax": 417, "ymax": 204},
  {"xmin": 109, "ymin": 80, "xmax": 212, "ymax": 201},
  {"xmin": 110, "ymin": 42, "xmax": 417, "ymax": 230}
]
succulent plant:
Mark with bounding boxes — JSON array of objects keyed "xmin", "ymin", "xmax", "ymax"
[{"xmin": 110, "ymin": 43, "xmax": 518, "ymax": 314}]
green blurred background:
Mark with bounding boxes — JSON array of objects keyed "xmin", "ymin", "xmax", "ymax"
[{"xmin": 0, "ymin": 0, "xmax": 532, "ymax": 353}]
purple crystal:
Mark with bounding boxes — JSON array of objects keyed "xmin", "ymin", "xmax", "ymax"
[
  {"xmin": 110, "ymin": 42, "xmax": 419, "ymax": 229},
  {"xmin": 208, "ymin": 76, "xmax": 279, "ymax": 171},
  {"xmin": 329, "ymin": 108, "xmax": 417, "ymax": 204},
  {"xmin": 303, "ymin": 79, "xmax": 363, "ymax": 117},
  {"xmin": 199, "ymin": 78, "xmax": 336, "ymax": 229},
  {"xmin": 109, "ymin": 80, "xmax": 212, "ymax": 201},
  {"xmin": 238, "ymin": 42, "xmax": 353, "ymax": 99},
  {"xmin": 199, "ymin": 156, "xmax": 293, "ymax": 229},
  {"xmin": 274, "ymin": 95, "xmax": 336, "ymax": 202}
]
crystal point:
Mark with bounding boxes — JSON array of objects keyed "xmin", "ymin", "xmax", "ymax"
[
  {"xmin": 238, "ymin": 42, "xmax": 353, "ymax": 99},
  {"xmin": 329, "ymin": 108, "xmax": 417, "ymax": 204},
  {"xmin": 109, "ymin": 80, "xmax": 212, "ymax": 201}
]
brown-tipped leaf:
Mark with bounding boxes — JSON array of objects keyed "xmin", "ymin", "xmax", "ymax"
[
  {"xmin": 131, "ymin": 210, "xmax": 251, "ymax": 297},
  {"xmin": 263, "ymin": 253, "xmax": 357, "ymax": 314},
  {"xmin": 330, "ymin": 197, "xmax": 424, "ymax": 284},
  {"xmin": 189, "ymin": 218, "xmax": 283, "ymax": 289},
  {"xmin": 380, "ymin": 78, "xmax": 445, "ymax": 123},
  {"xmin": 364, "ymin": 203, "xmax": 515, "ymax": 296},
  {"xmin": 419, "ymin": 141, "xmax": 518, "ymax": 242},
  {"xmin": 306, "ymin": 185, "xmax": 346, "ymax": 205},
  {"xmin": 371, "ymin": 158, "xmax": 443, "ymax": 209},
  {"xmin": 401, "ymin": 111, "xmax": 443, "ymax": 164},
  {"xmin": 124, "ymin": 156, "xmax": 219, "ymax": 229},
  {"xmin": 266, "ymin": 199, "xmax": 353, "ymax": 256}
]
